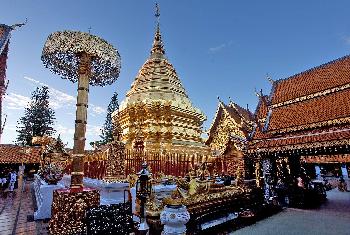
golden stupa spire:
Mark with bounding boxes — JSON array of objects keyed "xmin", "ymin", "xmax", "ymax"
[{"xmin": 150, "ymin": 3, "xmax": 165, "ymax": 57}]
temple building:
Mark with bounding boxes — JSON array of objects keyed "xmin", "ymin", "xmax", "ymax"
[
  {"xmin": 113, "ymin": 12, "xmax": 210, "ymax": 156},
  {"xmin": 0, "ymin": 24, "xmax": 12, "ymax": 143},
  {"xmin": 248, "ymin": 55, "xmax": 350, "ymax": 188},
  {"xmin": 206, "ymin": 100, "xmax": 254, "ymax": 177},
  {"xmin": 0, "ymin": 22, "xmax": 25, "ymax": 143}
]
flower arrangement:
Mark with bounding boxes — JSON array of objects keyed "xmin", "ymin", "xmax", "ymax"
[{"xmin": 38, "ymin": 163, "xmax": 63, "ymax": 185}]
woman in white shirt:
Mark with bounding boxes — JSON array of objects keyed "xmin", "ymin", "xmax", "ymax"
[{"xmin": 9, "ymin": 170, "xmax": 17, "ymax": 192}]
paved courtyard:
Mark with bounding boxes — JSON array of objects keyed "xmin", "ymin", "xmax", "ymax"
[
  {"xmin": 232, "ymin": 189, "xmax": 350, "ymax": 235},
  {"xmin": 1, "ymin": 178, "xmax": 349, "ymax": 235},
  {"xmin": 0, "ymin": 177, "xmax": 47, "ymax": 235}
]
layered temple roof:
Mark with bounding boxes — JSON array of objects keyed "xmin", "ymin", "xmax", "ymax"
[
  {"xmin": 249, "ymin": 55, "xmax": 350, "ymax": 153},
  {"xmin": 207, "ymin": 101, "xmax": 254, "ymax": 141},
  {"xmin": 115, "ymin": 19, "xmax": 208, "ymax": 153},
  {"xmin": 119, "ymin": 24, "xmax": 205, "ymax": 121},
  {"xmin": 0, "ymin": 144, "xmax": 42, "ymax": 164},
  {"xmin": 206, "ymin": 100, "xmax": 254, "ymax": 154}
]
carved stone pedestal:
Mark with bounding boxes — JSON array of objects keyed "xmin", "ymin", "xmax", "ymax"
[
  {"xmin": 160, "ymin": 205, "xmax": 190, "ymax": 235},
  {"xmin": 49, "ymin": 187, "xmax": 100, "ymax": 235}
]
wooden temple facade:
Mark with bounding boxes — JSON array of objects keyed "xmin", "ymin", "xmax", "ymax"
[
  {"xmin": 248, "ymin": 55, "xmax": 350, "ymax": 192},
  {"xmin": 206, "ymin": 100, "xmax": 254, "ymax": 178}
]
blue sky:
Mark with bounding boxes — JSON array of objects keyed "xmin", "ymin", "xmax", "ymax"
[{"xmin": 1, "ymin": 1, "xmax": 350, "ymax": 148}]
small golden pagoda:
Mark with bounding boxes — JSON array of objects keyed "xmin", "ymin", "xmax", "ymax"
[{"xmin": 113, "ymin": 8, "xmax": 209, "ymax": 155}]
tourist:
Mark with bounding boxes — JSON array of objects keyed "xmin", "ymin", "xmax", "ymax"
[
  {"xmin": 8, "ymin": 170, "xmax": 17, "ymax": 192},
  {"xmin": 297, "ymin": 176, "xmax": 304, "ymax": 188},
  {"xmin": 276, "ymin": 179, "xmax": 287, "ymax": 207},
  {"xmin": 338, "ymin": 176, "xmax": 348, "ymax": 192},
  {"xmin": 0, "ymin": 169, "xmax": 7, "ymax": 190}
]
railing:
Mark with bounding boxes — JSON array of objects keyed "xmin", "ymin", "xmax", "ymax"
[
  {"xmin": 124, "ymin": 150, "xmax": 195, "ymax": 177},
  {"xmin": 64, "ymin": 149, "xmax": 212, "ymax": 179}
]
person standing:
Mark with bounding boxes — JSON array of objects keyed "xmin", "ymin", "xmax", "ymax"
[
  {"xmin": 9, "ymin": 170, "xmax": 17, "ymax": 192},
  {"xmin": 0, "ymin": 169, "xmax": 6, "ymax": 190}
]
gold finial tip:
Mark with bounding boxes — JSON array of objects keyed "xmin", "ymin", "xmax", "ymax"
[
  {"xmin": 254, "ymin": 88, "xmax": 261, "ymax": 97},
  {"xmin": 155, "ymin": 2, "xmax": 160, "ymax": 18},
  {"xmin": 266, "ymin": 73, "xmax": 274, "ymax": 84}
]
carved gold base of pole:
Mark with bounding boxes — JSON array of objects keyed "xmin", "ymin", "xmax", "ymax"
[{"xmin": 49, "ymin": 188, "xmax": 100, "ymax": 235}]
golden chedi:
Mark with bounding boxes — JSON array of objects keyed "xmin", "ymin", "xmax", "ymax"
[{"xmin": 114, "ymin": 18, "xmax": 209, "ymax": 155}]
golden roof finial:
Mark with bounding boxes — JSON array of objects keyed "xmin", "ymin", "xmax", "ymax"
[
  {"xmin": 150, "ymin": 2, "xmax": 165, "ymax": 57},
  {"xmin": 254, "ymin": 88, "xmax": 261, "ymax": 98},
  {"xmin": 10, "ymin": 18, "xmax": 27, "ymax": 30},
  {"xmin": 155, "ymin": 2, "xmax": 160, "ymax": 23}
]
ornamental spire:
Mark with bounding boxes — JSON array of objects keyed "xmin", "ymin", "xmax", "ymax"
[{"xmin": 150, "ymin": 3, "xmax": 165, "ymax": 58}]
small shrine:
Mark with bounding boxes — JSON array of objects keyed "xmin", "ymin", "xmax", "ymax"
[{"xmin": 206, "ymin": 99, "xmax": 255, "ymax": 178}]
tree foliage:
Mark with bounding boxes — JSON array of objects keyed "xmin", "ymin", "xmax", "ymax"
[
  {"xmin": 90, "ymin": 91, "xmax": 119, "ymax": 148},
  {"xmin": 16, "ymin": 86, "xmax": 56, "ymax": 146}
]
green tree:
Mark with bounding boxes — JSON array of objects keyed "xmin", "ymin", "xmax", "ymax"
[
  {"xmin": 16, "ymin": 86, "xmax": 56, "ymax": 146},
  {"xmin": 90, "ymin": 91, "xmax": 119, "ymax": 148}
]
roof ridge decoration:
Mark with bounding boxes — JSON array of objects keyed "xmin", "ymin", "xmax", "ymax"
[
  {"xmin": 227, "ymin": 99, "xmax": 254, "ymax": 122},
  {"xmin": 271, "ymin": 82, "xmax": 350, "ymax": 109},
  {"xmin": 206, "ymin": 100, "xmax": 224, "ymax": 135}
]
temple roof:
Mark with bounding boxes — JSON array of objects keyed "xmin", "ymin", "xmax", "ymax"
[
  {"xmin": 271, "ymin": 55, "xmax": 350, "ymax": 105},
  {"xmin": 249, "ymin": 55, "xmax": 350, "ymax": 152},
  {"xmin": 150, "ymin": 24, "xmax": 165, "ymax": 58},
  {"xmin": 119, "ymin": 20, "xmax": 205, "ymax": 121},
  {"xmin": 207, "ymin": 100, "xmax": 254, "ymax": 141},
  {"xmin": 249, "ymin": 125, "xmax": 350, "ymax": 152},
  {"xmin": 0, "ymin": 144, "xmax": 42, "ymax": 164},
  {"xmin": 268, "ymin": 88, "xmax": 350, "ymax": 133}
]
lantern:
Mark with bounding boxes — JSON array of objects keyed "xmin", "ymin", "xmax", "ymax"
[{"xmin": 136, "ymin": 162, "xmax": 152, "ymax": 232}]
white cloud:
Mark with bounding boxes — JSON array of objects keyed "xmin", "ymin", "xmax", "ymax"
[
  {"xmin": 342, "ymin": 36, "xmax": 350, "ymax": 45},
  {"xmin": 4, "ymin": 124, "xmax": 17, "ymax": 131},
  {"xmin": 56, "ymin": 124, "xmax": 75, "ymax": 135},
  {"xmin": 209, "ymin": 40, "xmax": 233, "ymax": 53},
  {"xmin": 56, "ymin": 124, "xmax": 101, "ymax": 137},
  {"xmin": 86, "ymin": 124, "xmax": 102, "ymax": 137},
  {"xmin": 23, "ymin": 76, "xmax": 106, "ymax": 115},
  {"xmin": 3, "ymin": 93, "xmax": 30, "ymax": 110},
  {"xmin": 90, "ymin": 104, "xmax": 106, "ymax": 115}
]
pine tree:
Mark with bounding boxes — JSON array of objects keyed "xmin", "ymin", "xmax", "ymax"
[
  {"xmin": 90, "ymin": 91, "xmax": 119, "ymax": 148},
  {"xmin": 16, "ymin": 86, "xmax": 56, "ymax": 146}
]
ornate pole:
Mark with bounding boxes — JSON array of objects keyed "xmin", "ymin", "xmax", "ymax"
[
  {"xmin": 71, "ymin": 52, "xmax": 91, "ymax": 188},
  {"xmin": 42, "ymin": 30, "xmax": 121, "ymax": 234}
]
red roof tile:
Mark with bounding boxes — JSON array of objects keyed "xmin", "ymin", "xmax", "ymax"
[
  {"xmin": 250, "ymin": 55, "xmax": 350, "ymax": 151},
  {"xmin": 272, "ymin": 55, "xmax": 350, "ymax": 105},
  {"xmin": 255, "ymin": 96, "xmax": 269, "ymax": 120},
  {"xmin": 269, "ymin": 88, "xmax": 350, "ymax": 131},
  {"xmin": 249, "ymin": 126, "xmax": 350, "ymax": 150},
  {"xmin": 0, "ymin": 144, "xmax": 42, "ymax": 164}
]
